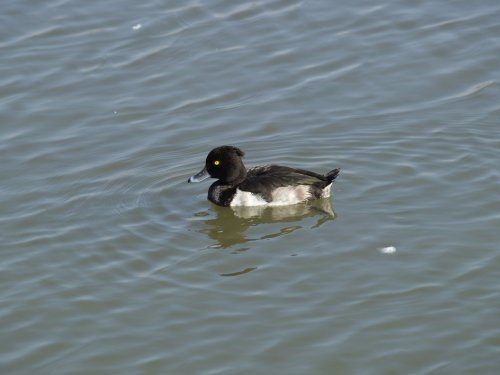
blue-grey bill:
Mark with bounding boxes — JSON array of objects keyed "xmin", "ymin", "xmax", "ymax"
[{"xmin": 188, "ymin": 167, "xmax": 210, "ymax": 183}]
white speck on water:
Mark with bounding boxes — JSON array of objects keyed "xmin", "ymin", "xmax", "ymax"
[
  {"xmin": 132, "ymin": 24, "xmax": 141, "ymax": 30},
  {"xmin": 380, "ymin": 246, "xmax": 396, "ymax": 254}
]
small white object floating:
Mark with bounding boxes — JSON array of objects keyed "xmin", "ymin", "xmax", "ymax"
[
  {"xmin": 132, "ymin": 24, "xmax": 142, "ymax": 30},
  {"xmin": 379, "ymin": 246, "xmax": 396, "ymax": 254}
]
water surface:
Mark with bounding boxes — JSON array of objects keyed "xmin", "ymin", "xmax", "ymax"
[{"xmin": 1, "ymin": 0, "xmax": 500, "ymax": 374}]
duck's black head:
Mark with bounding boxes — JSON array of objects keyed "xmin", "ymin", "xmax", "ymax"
[{"xmin": 188, "ymin": 145, "xmax": 247, "ymax": 185}]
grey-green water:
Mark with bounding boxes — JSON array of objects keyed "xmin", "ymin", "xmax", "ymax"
[{"xmin": 1, "ymin": 0, "xmax": 500, "ymax": 374}]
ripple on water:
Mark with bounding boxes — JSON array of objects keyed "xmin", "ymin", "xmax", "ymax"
[{"xmin": 1, "ymin": 0, "xmax": 500, "ymax": 374}]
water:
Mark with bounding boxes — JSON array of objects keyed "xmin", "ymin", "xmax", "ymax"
[{"xmin": 1, "ymin": 0, "xmax": 500, "ymax": 374}]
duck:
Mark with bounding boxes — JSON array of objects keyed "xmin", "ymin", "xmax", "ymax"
[{"xmin": 188, "ymin": 145, "xmax": 340, "ymax": 207}]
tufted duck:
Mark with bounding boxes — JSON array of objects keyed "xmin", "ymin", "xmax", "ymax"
[{"xmin": 188, "ymin": 145, "xmax": 340, "ymax": 207}]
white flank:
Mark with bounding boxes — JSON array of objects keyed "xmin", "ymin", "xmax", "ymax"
[
  {"xmin": 230, "ymin": 184, "xmax": 332, "ymax": 207},
  {"xmin": 270, "ymin": 186, "xmax": 311, "ymax": 206},
  {"xmin": 232, "ymin": 186, "xmax": 315, "ymax": 207},
  {"xmin": 230, "ymin": 189, "xmax": 268, "ymax": 207},
  {"xmin": 321, "ymin": 183, "xmax": 332, "ymax": 198}
]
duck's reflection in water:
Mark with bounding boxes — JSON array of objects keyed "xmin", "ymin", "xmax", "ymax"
[{"xmin": 195, "ymin": 198, "xmax": 336, "ymax": 249}]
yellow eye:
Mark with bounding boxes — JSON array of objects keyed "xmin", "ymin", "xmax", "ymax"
[{"xmin": 214, "ymin": 160, "xmax": 220, "ymax": 166}]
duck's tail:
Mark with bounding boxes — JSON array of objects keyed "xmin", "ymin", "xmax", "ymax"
[{"xmin": 326, "ymin": 168, "xmax": 340, "ymax": 184}]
